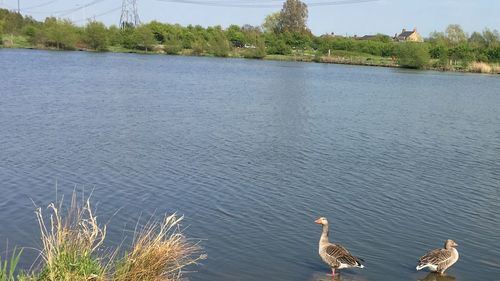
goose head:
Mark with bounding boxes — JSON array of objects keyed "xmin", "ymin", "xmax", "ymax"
[
  {"xmin": 314, "ymin": 217, "xmax": 328, "ymax": 225},
  {"xmin": 444, "ymin": 239, "xmax": 458, "ymax": 249}
]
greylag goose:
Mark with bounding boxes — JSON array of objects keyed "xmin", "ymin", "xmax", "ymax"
[
  {"xmin": 416, "ymin": 239, "xmax": 459, "ymax": 274},
  {"xmin": 315, "ymin": 217, "xmax": 364, "ymax": 279}
]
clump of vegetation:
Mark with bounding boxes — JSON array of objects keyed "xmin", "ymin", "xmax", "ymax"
[
  {"xmin": 0, "ymin": 248, "xmax": 23, "ymax": 281},
  {"xmin": 0, "ymin": 193, "xmax": 205, "ymax": 281},
  {"xmin": 467, "ymin": 61, "xmax": 492, "ymax": 73},
  {"xmin": 396, "ymin": 42, "xmax": 430, "ymax": 69},
  {"xmin": 113, "ymin": 214, "xmax": 205, "ymax": 281},
  {"xmin": 34, "ymin": 194, "xmax": 106, "ymax": 281},
  {"xmin": 84, "ymin": 21, "xmax": 109, "ymax": 51}
]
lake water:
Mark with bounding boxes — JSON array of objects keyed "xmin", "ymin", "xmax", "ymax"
[{"xmin": 1, "ymin": 49, "xmax": 499, "ymax": 281}]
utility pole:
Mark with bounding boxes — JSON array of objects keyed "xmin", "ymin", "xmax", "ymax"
[
  {"xmin": 120, "ymin": 0, "xmax": 140, "ymax": 28},
  {"xmin": 17, "ymin": 0, "xmax": 20, "ymax": 13}
]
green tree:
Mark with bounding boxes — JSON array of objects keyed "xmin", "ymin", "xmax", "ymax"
[
  {"xmin": 43, "ymin": 17, "xmax": 79, "ymax": 50},
  {"xmin": 482, "ymin": 28, "xmax": 499, "ymax": 48},
  {"xmin": 164, "ymin": 38, "xmax": 182, "ymax": 54},
  {"xmin": 446, "ymin": 24, "xmax": 467, "ymax": 45},
  {"xmin": 107, "ymin": 25, "xmax": 122, "ymax": 46},
  {"xmin": 226, "ymin": 24, "xmax": 245, "ymax": 46},
  {"xmin": 0, "ymin": 20, "xmax": 4, "ymax": 45},
  {"xmin": 191, "ymin": 37, "xmax": 206, "ymax": 55},
  {"xmin": 262, "ymin": 12, "xmax": 281, "ymax": 34},
  {"xmin": 133, "ymin": 25, "xmax": 157, "ymax": 51},
  {"xmin": 208, "ymin": 30, "xmax": 230, "ymax": 57},
  {"xmin": 448, "ymin": 43, "xmax": 473, "ymax": 66},
  {"xmin": 84, "ymin": 21, "xmax": 108, "ymax": 51},
  {"xmin": 278, "ymin": 0, "xmax": 308, "ymax": 34},
  {"xmin": 396, "ymin": 42, "xmax": 430, "ymax": 69},
  {"xmin": 469, "ymin": 31, "xmax": 486, "ymax": 48},
  {"xmin": 265, "ymin": 34, "xmax": 291, "ymax": 55},
  {"xmin": 428, "ymin": 31, "xmax": 447, "ymax": 44}
]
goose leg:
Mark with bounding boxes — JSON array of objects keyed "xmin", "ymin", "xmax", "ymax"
[{"xmin": 331, "ymin": 268, "xmax": 335, "ymax": 280}]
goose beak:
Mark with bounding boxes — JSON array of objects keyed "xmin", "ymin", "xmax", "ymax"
[{"xmin": 314, "ymin": 219, "xmax": 322, "ymax": 224}]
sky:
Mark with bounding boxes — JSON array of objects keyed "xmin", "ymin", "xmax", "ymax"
[{"xmin": 1, "ymin": 0, "xmax": 499, "ymax": 37}]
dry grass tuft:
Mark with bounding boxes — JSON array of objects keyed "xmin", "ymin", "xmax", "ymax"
[
  {"xmin": 35, "ymin": 193, "xmax": 106, "ymax": 281},
  {"xmin": 113, "ymin": 214, "xmax": 206, "ymax": 281},
  {"xmin": 491, "ymin": 64, "xmax": 500, "ymax": 74},
  {"xmin": 468, "ymin": 62, "xmax": 493, "ymax": 73}
]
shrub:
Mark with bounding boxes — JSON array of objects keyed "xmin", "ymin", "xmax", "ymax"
[
  {"xmin": 191, "ymin": 38, "xmax": 206, "ymax": 55},
  {"xmin": 396, "ymin": 42, "xmax": 430, "ymax": 69},
  {"xmin": 266, "ymin": 38, "xmax": 291, "ymax": 55},
  {"xmin": 242, "ymin": 39, "xmax": 266, "ymax": 59},
  {"xmin": 208, "ymin": 32, "xmax": 230, "ymax": 57},
  {"xmin": 84, "ymin": 21, "xmax": 108, "ymax": 51}
]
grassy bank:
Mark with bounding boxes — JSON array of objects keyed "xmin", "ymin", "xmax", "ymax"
[
  {"xmin": 3, "ymin": 36, "xmax": 500, "ymax": 74},
  {"xmin": 0, "ymin": 194, "xmax": 205, "ymax": 281}
]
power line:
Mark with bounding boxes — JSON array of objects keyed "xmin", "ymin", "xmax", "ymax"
[
  {"xmin": 57, "ymin": 0, "xmax": 108, "ymax": 17},
  {"xmin": 23, "ymin": 0, "xmax": 58, "ymax": 11},
  {"xmin": 19, "ymin": 0, "xmax": 108, "ymax": 16},
  {"xmin": 73, "ymin": 5, "xmax": 121, "ymax": 23},
  {"xmin": 154, "ymin": 0, "xmax": 378, "ymax": 8}
]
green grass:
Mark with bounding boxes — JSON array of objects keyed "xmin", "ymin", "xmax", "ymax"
[{"xmin": 0, "ymin": 248, "xmax": 23, "ymax": 281}]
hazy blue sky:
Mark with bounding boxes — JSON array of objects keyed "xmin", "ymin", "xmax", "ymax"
[{"xmin": 1, "ymin": 0, "xmax": 499, "ymax": 37}]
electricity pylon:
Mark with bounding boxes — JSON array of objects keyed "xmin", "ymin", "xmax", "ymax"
[{"xmin": 120, "ymin": 0, "xmax": 140, "ymax": 28}]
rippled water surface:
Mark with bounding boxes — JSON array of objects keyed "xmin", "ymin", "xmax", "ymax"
[{"xmin": 1, "ymin": 49, "xmax": 499, "ymax": 281}]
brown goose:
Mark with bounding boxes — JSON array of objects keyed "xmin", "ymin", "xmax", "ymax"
[
  {"xmin": 315, "ymin": 217, "xmax": 364, "ymax": 279},
  {"xmin": 416, "ymin": 239, "xmax": 459, "ymax": 274}
]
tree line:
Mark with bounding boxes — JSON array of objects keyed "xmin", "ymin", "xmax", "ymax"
[{"xmin": 1, "ymin": 0, "xmax": 500, "ymax": 70}]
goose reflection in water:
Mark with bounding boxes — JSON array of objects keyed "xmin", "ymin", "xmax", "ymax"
[
  {"xmin": 310, "ymin": 272, "xmax": 368, "ymax": 281},
  {"xmin": 419, "ymin": 272, "xmax": 456, "ymax": 281}
]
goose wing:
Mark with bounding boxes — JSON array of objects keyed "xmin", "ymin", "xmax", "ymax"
[
  {"xmin": 418, "ymin": 248, "xmax": 452, "ymax": 267},
  {"xmin": 324, "ymin": 244, "xmax": 363, "ymax": 268}
]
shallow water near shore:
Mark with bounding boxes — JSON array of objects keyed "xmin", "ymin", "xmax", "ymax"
[{"xmin": 1, "ymin": 49, "xmax": 499, "ymax": 281}]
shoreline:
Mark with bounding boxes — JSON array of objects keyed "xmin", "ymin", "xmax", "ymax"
[{"xmin": 2, "ymin": 44, "xmax": 499, "ymax": 75}]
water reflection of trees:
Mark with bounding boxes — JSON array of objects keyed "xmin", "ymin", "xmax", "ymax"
[{"xmin": 419, "ymin": 272, "xmax": 456, "ymax": 281}]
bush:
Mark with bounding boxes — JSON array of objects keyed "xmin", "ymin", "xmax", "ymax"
[
  {"xmin": 191, "ymin": 38, "xmax": 206, "ymax": 55},
  {"xmin": 242, "ymin": 39, "xmax": 266, "ymax": 59},
  {"xmin": 84, "ymin": 21, "xmax": 108, "ymax": 51},
  {"xmin": 164, "ymin": 39, "xmax": 182, "ymax": 55},
  {"xmin": 43, "ymin": 18, "xmax": 79, "ymax": 50},
  {"xmin": 208, "ymin": 32, "xmax": 230, "ymax": 57},
  {"xmin": 396, "ymin": 42, "xmax": 430, "ymax": 69},
  {"xmin": 266, "ymin": 38, "xmax": 291, "ymax": 55},
  {"xmin": 133, "ymin": 25, "xmax": 157, "ymax": 52}
]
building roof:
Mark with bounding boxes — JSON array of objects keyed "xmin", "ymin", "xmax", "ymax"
[
  {"xmin": 396, "ymin": 28, "xmax": 418, "ymax": 40},
  {"xmin": 398, "ymin": 31, "xmax": 415, "ymax": 38},
  {"xmin": 358, "ymin": 35, "xmax": 377, "ymax": 40}
]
